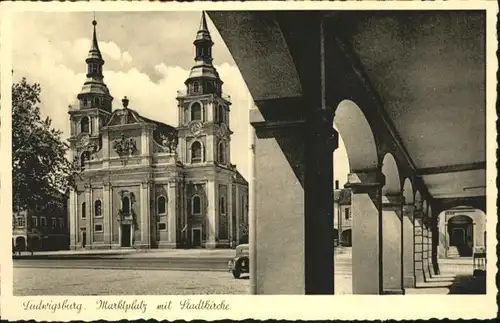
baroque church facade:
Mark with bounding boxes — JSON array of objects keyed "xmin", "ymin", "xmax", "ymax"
[{"xmin": 67, "ymin": 14, "xmax": 249, "ymax": 250}]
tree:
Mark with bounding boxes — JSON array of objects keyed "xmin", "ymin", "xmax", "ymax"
[{"xmin": 12, "ymin": 77, "xmax": 79, "ymax": 218}]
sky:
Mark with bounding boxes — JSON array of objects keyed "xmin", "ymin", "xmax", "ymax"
[{"xmin": 12, "ymin": 11, "xmax": 350, "ymax": 186}]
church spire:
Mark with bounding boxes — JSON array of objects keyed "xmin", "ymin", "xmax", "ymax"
[
  {"xmin": 184, "ymin": 11, "xmax": 222, "ymax": 96},
  {"xmin": 76, "ymin": 18, "xmax": 113, "ymax": 111}
]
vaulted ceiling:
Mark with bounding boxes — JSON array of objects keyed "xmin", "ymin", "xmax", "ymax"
[{"xmin": 209, "ymin": 10, "xmax": 487, "ymax": 203}]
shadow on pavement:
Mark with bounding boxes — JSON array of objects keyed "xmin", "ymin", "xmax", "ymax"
[{"xmin": 447, "ymin": 274, "xmax": 486, "ymax": 294}]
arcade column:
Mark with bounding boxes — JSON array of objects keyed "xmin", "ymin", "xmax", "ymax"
[
  {"xmin": 402, "ymin": 202, "xmax": 415, "ymax": 288},
  {"xmin": 346, "ymin": 171, "xmax": 383, "ymax": 295},
  {"xmin": 414, "ymin": 205, "xmax": 425, "ymax": 284},
  {"xmin": 381, "ymin": 194, "xmax": 404, "ymax": 294}
]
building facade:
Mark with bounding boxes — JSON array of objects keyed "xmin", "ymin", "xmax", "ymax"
[
  {"xmin": 67, "ymin": 14, "xmax": 248, "ymax": 250},
  {"xmin": 12, "ymin": 189, "xmax": 69, "ymax": 252},
  {"xmin": 333, "ymin": 180, "xmax": 352, "ymax": 247}
]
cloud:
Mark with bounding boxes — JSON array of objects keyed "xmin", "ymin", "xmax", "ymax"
[{"xmin": 12, "ymin": 12, "xmax": 350, "ymax": 185}]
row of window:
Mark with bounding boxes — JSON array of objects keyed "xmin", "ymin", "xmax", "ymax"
[
  {"xmin": 190, "ymin": 141, "xmax": 226, "ymax": 164},
  {"xmin": 78, "ymin": 194, "xmax": 233, "ymax": 219},
  {"xmin": 188, "ymin": 102, "xmax": 227, "ymax": 124},
  {"xmin": 80, "ymin": 196, "xmax": 168, "ymax": 219},
  {"xmin": 90, "ymin": 222, "xmax": 167, "ymax": 233},
  {"xmin": 16, "ymin": 216, "xmax": 65, "ymax": 229}
]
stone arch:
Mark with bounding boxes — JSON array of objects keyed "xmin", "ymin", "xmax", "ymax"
[
  {"xmin": 402, "ymin": 178, "xmax": 414, "ymax": 205},
  {"xmin": 333, "ymin": 100, "xmax": 378, "ymax": 172},
  {"xmin": 438, "ymin": 206, "xmax": 486, "ymax": 258},
  {"xmin": 381, "ymin": 153, "xmax": 401, "ymax": 197}
]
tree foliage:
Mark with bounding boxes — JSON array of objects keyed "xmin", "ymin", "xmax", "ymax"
[{"xmin": 12, "ymin": 77, "xmax": 79, "ymax": 215}]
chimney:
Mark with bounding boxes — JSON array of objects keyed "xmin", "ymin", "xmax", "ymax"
[{"xmin": 335, "ymin": 180, "xmax": 339, "ymax": 190}]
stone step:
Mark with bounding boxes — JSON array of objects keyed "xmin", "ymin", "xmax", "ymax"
[{"xmin": 447, "ymin": 246, "xmax": 460, "ymax": 258}]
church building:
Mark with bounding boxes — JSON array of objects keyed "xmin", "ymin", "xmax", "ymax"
[{"xmin": 67, "ymin": 13, "xmax": 249, "ymax": 250}]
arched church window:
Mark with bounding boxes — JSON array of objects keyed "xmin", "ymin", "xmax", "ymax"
[
  {"xmin": 80, "ymin": 151, "xmax": 90, "ymax": 170},
  {"xmin": 192, "ymin": 195, "xmax": 201, "ymax": 215},
  {"xmin": 191, "ymin": 141, "xmax": 202, "ymax": 163},
  {"xmin": 122, "ymin": 196, "xmax": 130, "ymax": 215},
  {"xmin": 191, "ymin": 102, "xmax": 202, "ymax": 121},
  {"xmin": 94, "ymin": 200, "xmax": 102, "ymax": 217},
  {"xmin": 218, "ymin": 142, "xmax": 226, "ymax": 164},
  {"xmin": 81, "ymin": 202, "xmax": 86, "ymax": 219},
  {"xmin": 193, "ymin": 82, "xmax": 200, "ymax": 94},
  {"xmin": 157, "ymin": 196, "xmax": 166, "ymax": 215},
  {"xmin": 81, "ymin": 117, "xmax": 90, "ymax": 133}
]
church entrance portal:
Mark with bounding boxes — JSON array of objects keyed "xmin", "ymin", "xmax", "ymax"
[
  {"xmin": 121, "ymin": 224, "xmax": 131, "ymax": 248},
  {"xmin": 448, "ymin": 215, "xmax": 473, "ymax": 257},
  {"xmin": 192, "ymin": 228, "xmax": 202, "ymax": 247}
]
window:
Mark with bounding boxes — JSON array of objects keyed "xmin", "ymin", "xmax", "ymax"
[
  {"xmin": 51, "ymin": 217, "xmax": 57, "ymax": 228},
  {"xmin": 191, "ymin": 141, "xmax": 202, "ymax": 163},
  {"xmin": 192, "ymin": 195, "xmax": 201, "ymax": 215},
  {"xmin": 122, "ymin": 196, "xmax": 130, "ymax": 214},
  {"xmin": 17, "ymin": 216, "xmax": 25, "ymax": 228},
  {"xmin": 81, "ymin": 202, "xmax": 86, "ymax": 219},
  {"xmin": 158, "ymin": 223, "xmax": 167, "ymax": 231},
  {"xmin": 94, "ymin": 200, "xmax": 102, "ymax": 217},
  {"xmin": 80, "ymin": 151, "xmax": 90, "ymax": 170},
  {"xmin": 81, "ymin": 116, "xmax": 90, "ymax": 133},
  {"xmin": 220, "ymin": 196, "xmax": 226, "ymax": 215},
  {"xmin": 157, "ymin": 196, "xmax": 166, "ymax": 215},
  {"xmin": 193, "ymin": 82, "xmax": 200, "ymax": 93},
  {"xmin": 344, "ymin": 208, "xmax": 350, "ymax": 220},
  {"xmin": 41, "ymin": 217, "xmax": 47, "ymax": 227},
  {"xmin": 33, "ymin": 217, "xmax": 38, "ymax": 228},
  {"xmin": 94, "ymin": 224, "xmax": 103, "ymax": 232},
  {"xmin": 191, "ymin": 102, "xmax": 202, "ymax": 121},
  {"xmin": 218, "ymin": 142, "xmax": 226, "ymax": 164},
  {"xmin": 59, "ymin": 218, "xmax": 64, "ymax": 228}
]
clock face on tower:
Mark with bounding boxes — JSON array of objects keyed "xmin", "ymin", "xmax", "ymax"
[
  {"xmin": 80, "ymin": 134, "xmax": 90, "ymax": 147},
  {"xmin": 189, "ymin": 121, "xmax": 203, "ymax": 136}
]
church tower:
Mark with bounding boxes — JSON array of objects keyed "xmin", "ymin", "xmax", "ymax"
[
  {"xmin": 68, "ymin": 19, "xmax": 113, "ymax": 169},
  {"xmin": 177, "ymin": 11, "xmax": 232, "ymax": 167}
]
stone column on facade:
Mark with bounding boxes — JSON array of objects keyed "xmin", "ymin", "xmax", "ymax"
[
  {"xmin": 103, "ymin": 182, "xmax": 111, "ymax": 247},
  {"xmin": 235, "ymin": 184, "xmax": 240, "ymax": 244},
  {"xmin": 346, "ymin": 171, "xmax": 383, "ymax": 295},
  {"xmin": 85, "ymin": 184, "xmax": 92, "ymax": 249},
  {"xmin": 139, "ymin": 181, "xmax": 151, "ymax": 248},
  {"xmin": 227, "ymin": 183, "xmax": 233, "ymax": 246},
  {"xmin": 69, "ymin": 188, "xmax": 77, "ymax": 250},
  {"xmin": 402, "ymin": 202, "xmax": 415, "ymax": 288},
  {"xmin": 168, "ymin": 180, "xmax": 178, "ymax": 247},
  {"xmin": 414, "ymin": 205, "xmax": 425, "ymax": 283},
  {"xmin": 206, "ymin": 180, "xmax": 217, "ymax": 248},
  {"xmin": 381, "ymin": 193, "xmax": 404, "ymax": 294},
  {"xmin": 102, "ymin": 131, "xmax": 110, "ymax": 168}
]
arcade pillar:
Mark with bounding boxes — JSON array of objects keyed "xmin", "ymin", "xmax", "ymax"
[
  {"xmin": 402, "ymin": 202, "xmax": 415, "ymax": 288},
  {"xmin": 347, "ymin": 171, "xmax": 383, "ymax": 294},
  {"xmin": 381, "ymin": 194, "xmax": 404, "ymax": 294}
]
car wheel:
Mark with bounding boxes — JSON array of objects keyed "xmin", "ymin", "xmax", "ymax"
[{"xmin": 232, "ymin": 266, "xmax": 241, "ymax": 279}]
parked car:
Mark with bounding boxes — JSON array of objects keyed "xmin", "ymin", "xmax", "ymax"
[{"xmin": 228, "ymin": 243, "xmax": 249, "ymax": 279}]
